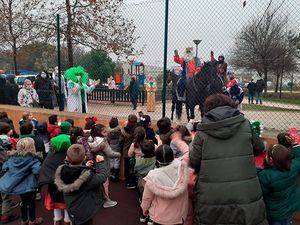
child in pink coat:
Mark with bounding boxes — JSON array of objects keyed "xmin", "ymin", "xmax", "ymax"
[
  {"xmin": 128, "ymin": 126, "xmax": 146, "ymax": 158},
  {"xmin": 171, "ymin": 133, "xmax": 197, "ymax": 225},
  {"xmin": 141, "ymin": 144, "xmax": 189, "ymax": 225}
]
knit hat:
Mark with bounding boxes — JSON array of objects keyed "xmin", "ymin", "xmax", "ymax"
[
  {"xmin": 0, "ymin": 135, "xmax": 12, "ymax": 151},
  {"xmin": 16, "ymin": 137, "xmax": 36, "ymax": 155},
  {"xmin": 51, "ymin": 134, "xmax": 71, "ymax": 152},
  {"xmin": 60, "ymin": 121, "xmax": 72, "ymax": 134}
]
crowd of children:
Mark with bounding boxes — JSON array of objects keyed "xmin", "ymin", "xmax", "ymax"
[{"xmin": 0, "ymin": 104, "xmax": 299, "ymax": 225}]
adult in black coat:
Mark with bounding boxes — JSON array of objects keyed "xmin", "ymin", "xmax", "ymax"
[
  {"xmin": 246, "ymin": 79, "xmax": 256, "ymax": 104},
  {"xmin": 0, "ymin": 75, "xmax": 6, "ymax": 104},
  {"xmin": 4, "ymin": 75, "xmax": 19, "ymax": 105},
  {"xmin": 35, "ymin": 71, "xmax": 54, "ymax": 109}
]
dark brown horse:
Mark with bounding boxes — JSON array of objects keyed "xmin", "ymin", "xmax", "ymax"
[{"xmin": 185, "ymin": 61, "xmax": 224, "ymax": 120}]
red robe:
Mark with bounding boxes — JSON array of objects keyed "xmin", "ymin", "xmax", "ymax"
[{"xmin": 174, "ymin": 55, "xmax": 201, "ymax": 77}]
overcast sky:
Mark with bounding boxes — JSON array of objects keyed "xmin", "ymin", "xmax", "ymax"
[{"xmin": 121, "ymin": 0, "xmax": 300, "ymax": 68}]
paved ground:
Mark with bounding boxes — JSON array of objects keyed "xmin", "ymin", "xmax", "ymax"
[
  {"xmin": 7, "ymin": 181, "xmax": 300, "ymax": 225},
  {"xmin": 83, "ymin": 100, "xmax": 300, "ymax": 132},
  {"xmin": 9, "ymin": 181, "xmax": 141, "ymax": 225}
]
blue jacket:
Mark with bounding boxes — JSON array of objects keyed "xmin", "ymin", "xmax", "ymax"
[{"xmin": 0, "ymin": 155, "xmax": 41, "ymax": 195}]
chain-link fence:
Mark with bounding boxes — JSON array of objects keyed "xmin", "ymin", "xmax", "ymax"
[{"xmin": 0, "ymin": 0, "xmax": 300, "ymax": 134}]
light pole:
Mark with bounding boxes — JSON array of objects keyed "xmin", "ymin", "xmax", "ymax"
[
  {"xmin": 162, "ymin": 0, "xmax": 169, "ymax": 118},
  {"xmin": 193, "ymin": 40, "xmax": 202, "ymax": 58}
]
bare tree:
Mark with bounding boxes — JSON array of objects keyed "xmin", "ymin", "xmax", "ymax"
[
  {"xmin": 231, "ymin": 10, "xmax": 289, "ymax": 92},
  {"xmin": 0, "ymin": 0, "xmax": 41, "ymax": 74},
  {"xmin": 271, "ymin": 31, "xmax": 300, "ymax": 93},
  {"xmin": 38, "ymin": 0, "xmax": 138, "ymax": 67}
]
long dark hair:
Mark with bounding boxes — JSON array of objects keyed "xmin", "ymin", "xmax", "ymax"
[
  {"xmin": 90, "ymin": 124, "xmax": 106, "ymax": 138},
  {"xmin": 70, "ymin": 126, "xmax": 84, "ymax": 144},
  {"xmin": 133, "ymin": 126, "xmax": 146, "ymax": 148},
  {"xmin": 155, "ymin": 145, "xmax": 174, "ymax": 167}
]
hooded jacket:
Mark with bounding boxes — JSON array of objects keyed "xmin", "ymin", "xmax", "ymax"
[
  {"xmin": 141, "ymin": 159, "xmax": 189, "ymax": 225},
  {"xmin": 107, "ymin": 127, "xmax": 124, "ymax": 153},
  {"xmin": 258, "ymin": 145, "xmax": 300, "ymax": 221},
  {"xmin": 0, "ymin": 155, "xmax": 41, "ymax": 194},
  {"xmin": 190, "ymin": 106, "xmax": 267, "ymax": 225},
  {"xmin": 88, "ymin": 136, "xmax": 120, "ymax": 171},
  {"xmin": 135, "ymin": 156, "xmax": 156, "ymax": 196},
  {"xmin": 55, "ymin": 162, "xmax": 107, "ymax": 225}
]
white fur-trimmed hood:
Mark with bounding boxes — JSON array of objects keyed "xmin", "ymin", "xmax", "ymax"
[
  {"xmin": 55, "ymin": 165, "xmax": 92, "ymax": 193},
  {"xmin": 143, "ymin": 159, "xmax": 188, "ymax": 199}
]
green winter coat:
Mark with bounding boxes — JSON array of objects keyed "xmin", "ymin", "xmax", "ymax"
[
  {"xmin": 258, "ymin": 145, "xmax": 300, "ymax": 221},
  {"xmin": 135, "ymin": 156, "xmax": 156, "ymax": 196},
  {"xmin": 190, "ymin": 106, "xmax": 267, "ymax": 225}
]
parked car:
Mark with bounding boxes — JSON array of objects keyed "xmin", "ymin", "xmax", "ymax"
[{"xmin": 15, "ymin": 75, "xmax": 37, "ymax": 88}]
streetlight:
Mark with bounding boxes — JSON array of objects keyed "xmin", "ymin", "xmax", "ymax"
[{"xmin": 193, "ymin": 39, "xmax": 202, "ymax": 58}]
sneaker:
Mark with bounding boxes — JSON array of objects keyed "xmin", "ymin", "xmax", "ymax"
[
  {"xmin": 126, "ymin": 184, "xmax": 136, "ymax": 189},
  {"xmin": 147, "ymin": 218, "xmax": 154, "ymax": 225},
  {"xmin": 28, "ymin": 217, "xmax": 43, "ymax": 225},
  {"xmin": 139, "ymin": 215, "xmax": 147, "ymax": 223},
  {"xmin": 1, "ymin": 214, "xmax": 19, "ymax": 224},
  {"xmin": 103, "ymin": 200, "xmax": 117, "ymax": 208},
  {"xmin": 35, "ymin": 192, "xmax": 41, "ymax": 201}
]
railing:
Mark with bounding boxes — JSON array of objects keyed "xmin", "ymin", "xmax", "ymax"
[
  {"xmin": 88, "ymin": 88, "xmax": 173, "ymax": 105},
  {"xmin": 88, "ymin": 88, "xmax": 147, "ymax": 105}
]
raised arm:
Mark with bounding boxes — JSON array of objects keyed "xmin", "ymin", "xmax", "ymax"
[{"xmin": 190, "ymin": 134, "xmax": 204, "ymax": 173}]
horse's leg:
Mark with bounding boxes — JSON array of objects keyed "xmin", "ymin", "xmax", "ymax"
[
  {"xmin": 186, "ymin": 102, "xmax": 190, "ymax": 121},
  {"xmin": 177, "ymin": 100, "xmax": 182, "ymax": 120},
  {"xmin": 190, "ymin": 104, "xmax": 195, "ymax": 120},
  {"xmin": 171, "ymin": 99, "xmax": 175, "ymax": 121},
  {"xmin": 199, "ymin": 101, "xmax": 204, "ymax": 118}
]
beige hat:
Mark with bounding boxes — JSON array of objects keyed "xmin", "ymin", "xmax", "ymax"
[
  {"xmin": 16, "ymin": 138, "xmax": 36, "ymax": 156},
  {"xmin": 185, "ymin": 47, "xmax": 193, "ymax": 53}
]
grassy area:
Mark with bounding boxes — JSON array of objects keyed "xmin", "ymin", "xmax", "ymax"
[
  {"xmin": 264, "ymin": 97, "xmax": 300, "ymax": 106},
  {"xmin": 243, "ymin": 104, "xmax": 300, "ymax": 112},
  {"xmin": 262, "ymin": 92, "xmax": 300, "ymax": 106}
]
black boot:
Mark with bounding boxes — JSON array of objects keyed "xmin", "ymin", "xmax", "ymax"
[
  {"xmin": 111, "ymin": 169, "xmax": 120, "ymax": 182},
  {"xmin": 110, "ymin": 168, "xmax": 116, "ymax": 181}
]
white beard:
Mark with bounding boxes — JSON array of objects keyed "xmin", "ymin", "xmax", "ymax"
[{"xmin": 184, "ymin": 53, "xmax": 194, "ymax": 62}]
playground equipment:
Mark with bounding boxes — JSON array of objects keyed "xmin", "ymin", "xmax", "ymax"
[{"xmin": 126, "ymin": 60, "xmax": 146, "ymax": 87}]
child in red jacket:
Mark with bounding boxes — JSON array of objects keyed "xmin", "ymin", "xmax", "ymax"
[{"xmin": 47, "ymin": 115, "xmax": 60, "ymax": 138}]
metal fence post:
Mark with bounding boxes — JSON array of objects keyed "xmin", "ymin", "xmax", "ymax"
[
  {"xmin": 57, "ymin": 14, "xmax": 63, "ymax": 111},
  {"xmin": 162, "ymin": 0, "xmax": 169, "ymax": 118}
]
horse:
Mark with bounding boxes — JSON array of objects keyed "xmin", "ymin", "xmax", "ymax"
[
  {"xmin": 185, "ymin": 61, "xmax": 224, "ymax": 120},
  {"xmin": 167, "ymin": 69, "xmax": 188, "ymax": 121}
]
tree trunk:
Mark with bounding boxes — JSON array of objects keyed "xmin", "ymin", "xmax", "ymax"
[
  {"xmin": 275, "ymin": 73, "xmax": 280, "ymax": 93},
  {"xmin": 66, "ymin": 0, "xmax": 73, "ymax": 67},
  {"xmin": 8, "ymin": 0, "xmax": 17, "ymax": 75},
  {"xmin": 279, "ymin": 69, "xmax": 284, "ymax": 99},
  {"xmin": 263, "ymin": 67, "xmax": 268, "ymax": 93},
  {"xmin": 12, "ymin": 40, "xmax": 18, "ymax": 75}
]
